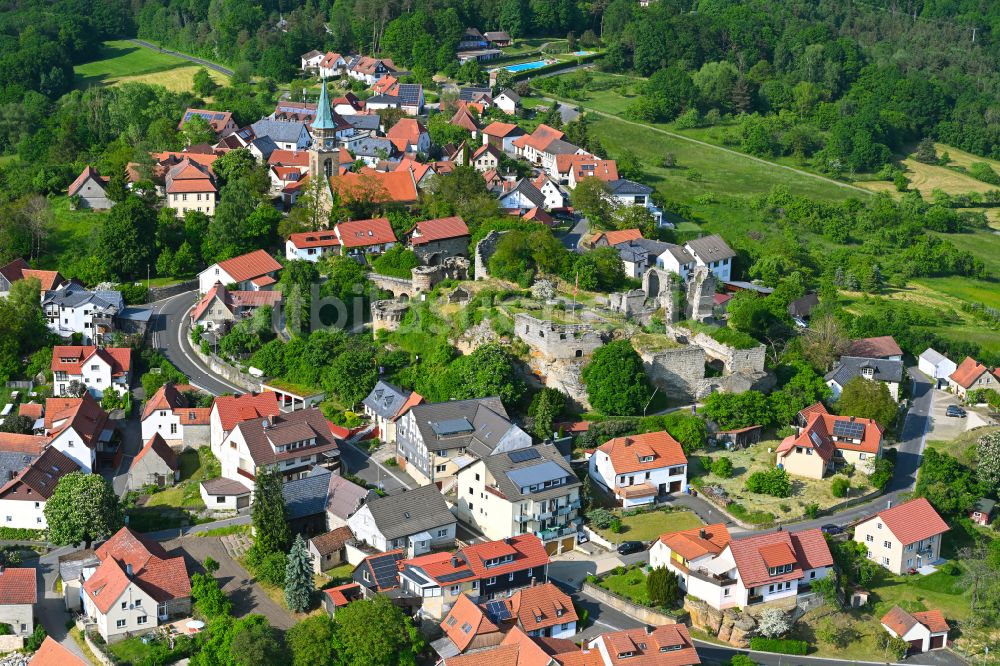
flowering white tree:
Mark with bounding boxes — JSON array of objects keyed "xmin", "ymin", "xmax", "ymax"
[
  {"xmin": 756, "ymin": 607, "xmax": 791, "ymax": 638},
  {"xmin": 977, "ymin": 432, "xmax": 1000, "ymax": 493}
]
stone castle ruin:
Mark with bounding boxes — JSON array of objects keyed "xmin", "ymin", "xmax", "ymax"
[{"xmin": 609, "ymin": 266, "xmax": 717, "ymax": 325}]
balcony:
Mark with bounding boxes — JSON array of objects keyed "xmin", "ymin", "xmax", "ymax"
[
  {"xmin": 537, "ymin": 525, "xmax": 577, "ymax": 541},
  {"xmin": 747, "ymin": 594, "xmax": 764, "ymax": 605}
]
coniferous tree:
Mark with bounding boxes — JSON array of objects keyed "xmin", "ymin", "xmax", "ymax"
[
  {"xmin": 251, "ymin": 466, "xmax": 290, "ymax": 555},
  {"xmin": 284, "ymin": 534, "xmax": 315, "ymax": 612}
]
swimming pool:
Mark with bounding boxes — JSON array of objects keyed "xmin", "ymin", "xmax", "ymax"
[
  {"xmin": 573, "ymin": 51, "xmax": 592, "ymax": 56},
  {"xmin": 505, "ymin": 60, "xmax": 548, "ymax": 73}
]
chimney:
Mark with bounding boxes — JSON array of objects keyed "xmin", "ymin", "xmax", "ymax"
[
  {"xmin": 530, "ymin": 577, "xmax": 536, "ymax": 587},
  {"xmin": 699, "ymin": 529, "xmax": 707, "ymax": 540},
  {"xmin": 645, "ymin": 626, "xmax": 654, "ymax": 635},
  {"xmin": 126, "ymin": 564, "xmax": 133, "ymax": 577},
  {"xmin": 887, "ymin": 500, "xmax": 893, "ymax": 509}
]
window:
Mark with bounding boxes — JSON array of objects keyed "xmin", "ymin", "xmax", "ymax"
[
  {"xmin": 121, "ymin": 602, "xmax": 127, "ymax": 610},
  {"xmin": 437, "ymin": 529, "xmax": 447, "ymax": 537},
  {"xmin": 487, "ymin": 577, "xmax": 496, "ymax": 585},
  {"xmin": 906, "ymin": 544, "xmax": 914, "ymax": 552},
  {"xmin": 216, "ymin": 496, "xmax": 226, "ymax": 504},
  {"xmin": 36, "ymin": 517, "xmax": 42, "ymax": 524},
  {"xmin": 860, "ymin": 453, "xmax": 867, "ymax": 460},
  {"xmin": 475, "ymin": 473, "xmax": 480, "ymax": 481},
  {"xmin": 723, "ymin": 587, "xmax": 731, "ymax": 597},
  {"xmin": 810, "ymin": 571, "xmax": 816, "ymax": 579},
  {"xmin": 68, "ymin": 440, "xmax": 74, "ymax": 448},
  {"xmin": 882, "ymin": 557, "xmax": 890, "ymax": 566},
  {"xmin": 508, "ymin": 573, "xmax": 514, "ymax": 581},
  {"xmin": 883, "ymin": 541, "xmax": 892, "ymax": 549},
  {"xmin": 170, "ymin": 423, "xmax": 178, "ymax": 435},
  {"xmin": 469, "ymin": 488, "xmax": 474, "ymax": 496},
  {"xmin": 450, "ymin": 585, "xmax": 460, "ymax": 595},
  {"xmin": 137, "ymin": 615, "xmax": 148, "ymax": 625},
  {"xmin": 876, "ymin": 522, "xmax": 882, "ymax": 529},
  {"xmin": 906, "ymin": 558, "xmax": 913, "ymax": 567},
  {"xmin": 4, "ymin": 517, "xmax": 9, "ymax": 523},
  {"xmin": 116, "ymin": 619, "xmax": 127, "ymax": 629},
  {"xmin": 33, "ymin": 502, "xmax": 39, "ymax": 509},
  {"xmin": 866, "ymin": 534, "xmax": 874, "ymax": 543}
]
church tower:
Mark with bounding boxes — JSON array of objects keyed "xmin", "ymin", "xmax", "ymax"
[{"xmin": 308, "ymin": 79, "xmax": 338, "ymax": 216}]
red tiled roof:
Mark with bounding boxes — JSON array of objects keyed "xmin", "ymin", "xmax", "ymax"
[
  {"xmin": 0, "ymin": 567, "xmax": 36, "ymax": 605},
  {"xmin": 913, "ymin": 609, "xmax": 950, "ymax": 634},
  {"xmin": 86, "ymin": 527, "xmax": 191, "ymax": 614},
  {"xmin": 336, "ymin": 217, "xmax": 398, "ymax": 248},
  {"xmin": 595, "ymin": 624, "xmax": 700, "ymax": 666},
  {"xmin": 217, "ymin": 249, "xmax": 282, "ymax": 283},
  {"xmin": 386, "ymin": 118, "xmax": 428, "ymax": 151},
  {"xmin": 178, "ymin": 108, "xmax": 233, "ymax": 134},
  {"xmin": 142, "ymin": 383, "xmax": 183, "ymax": 421},
  {"xmin": 462, "ymin": 534, "xmax": 549, "ymax": 578},
  {"xmin": 658, "ymin": 523, "xmax": 731, "ymax": 561},
  {"xmin": 506, "ymin": 582, "xmax": 577, "ymax": 633},
  {"xmin": 867, "ymin": 497, "xmax": 949, "ymax": 546},
  {"xmin": 593, "ymin": 228, "xmax": 642, "ymax": 246},
  {"xmin": 324, "ymin": 582, "xmax": 361, "ymax": 608},
  {"xmin": 521, "ymin": 207, "xmax": 554, "ymax": 225},
  {"xmin": 797, "ymin": 401, "xmax": 829, "ymax": 422},
  {"xmin": 598, "ymin": 431, "xmax": 687, "ymax": 475},
  {"xmin": 211, "ymin": 392, "xmax": 281, "ymax": 433},
  {"xmin": 29, "ymin": 636, "xmax": 89, "ymax": 666},
  {"xmin": 52, "ymin": 346, "xmax": 132, "ymax": 377},
  {"xmin": 482, "ymin": 121, "xmax": 521, "ymax": 138},
  {"xmin": 268, "ymin": 149, "xmax": 310, "ymax": 167},
  {"xmin": 518, "ymin": 124, "xmax": 564, "ymax": 153},
  {"xmin": 727, "ymin": 528, "xmax": 832, "ymax": 588},
  {"xmin": 0, "ymin": 433, "xmax": 47, "ymax": 455},
  {"xmin": 310, "ymin": 526, "xmax": 353, "ymax": 556},
  {"xmin": 17, "ymin": 403, "xmax": 42, "ymax": 420},
  {"xmin": 329, "ymin": 170, "xmax": 418, "ymax": 204},
  {"xmin": 0, "ymin": 258, "xmax": 64, "ymax": 293},
  {"xmin": 0, "ymin": 447, "xmax": 79, "ymax": 500},
  {"xmin": 778, "ymin": 411, "xmax": 882, "ymax": 459},
  {"xmin": 451, "ymin": 106, "xmax": 480, "ymax": 132},
  {"xmin": 882, "ymin": 606, "xmax": 949, "ymax": 637},
  {"xmin": 68, "ymin": 166, "xmax": 108, "ymax": 197},
  {"xmin": 392, "ymin": 392, "xmax": 424, "ymax": 421},
  {"xmin": 44, "ymin": 394, "xmax": 110, "ymax": 448},
  {"xmin": 408, "ymin": 216, "xmax": 469, "ymax": 245},
  {"xmin": 152, "ymin": 151, "xmax": 219, "ymax": 168},
  {"xmin": 132, "ymin": 433, "xmax": 179, "ymax": 471},
  {"xmin": 251, "ymin": 275, "xmax": 277, "ymax": 288},
  {"xmin": 849, "ymin": 336, "xmax": 902, "ymax": 359},
  {"xmin": 949, "ymin": 356, "xmax": 993, "ymax": 389},
  {"xmin": 441, "ymin": 593, "xmax": 500, "ymax": 652}
]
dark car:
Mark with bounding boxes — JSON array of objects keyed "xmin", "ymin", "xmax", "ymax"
[
  {"xmin": 946, "ymin": 405, "xmax": 966, "ymax": 418},
  {"xmin": 821, "ymin": 524, "xmax": 844, "ymax": 536},
  {"xmin": 617, "ymin": 541, "xmax": 645, "ymax": 555}
]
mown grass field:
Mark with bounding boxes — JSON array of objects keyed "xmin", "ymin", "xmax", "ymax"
[
  {"xmin": 592, "ymin": 509, "xmax": 702, "ymax": 543},
  {"xmin": 74, "ymin": 40, "xmax": 229, "ymax": 90}
]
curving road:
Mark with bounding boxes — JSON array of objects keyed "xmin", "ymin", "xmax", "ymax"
[{"xmin": 127, "ymin": 39, "xmax": 234, "ymax": 77}]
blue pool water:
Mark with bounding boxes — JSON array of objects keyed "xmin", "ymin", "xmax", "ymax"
[
  {"xmin": 573, "ymin": 51, "xmax": 592, "ymax": 56},
  {"xmin": 506, "ymin": 60, "xmax": 548, "ymax": 73}
]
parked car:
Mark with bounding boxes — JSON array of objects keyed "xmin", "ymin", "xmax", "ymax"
[
  {"xmin": 576, "ymin": 531, "xmax": 589, "ymax": 544},
  {"xmin": 821, "ymin": 524, "xmax": 844, "ymax": 536},
  {"xmin": 617, "ymin": 541, "xmax": 645, "ymax": 555},
  {"xmin": 946, "ymin": 405, "xmax": 967, "ymax": 418}
]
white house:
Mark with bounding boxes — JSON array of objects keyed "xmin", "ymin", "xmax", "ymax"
[
  {"xmin": 209, "ymin": 392, "xmax": 281, "ymax": 450},
  {"xmin": 0, "ymin": 448, "xmax": 79, "ymax": 529},
  {"xmin": 494, "ymin": 89, "xmax": 521, "ymax": 115},
  {"xmin": 918, "ymin": 349, "xmax": 957, "ymax": 388},
  {"xmin": 347, "ymin": 484, "xmax": 456, "ymax": 556},
  {"xmin": 498, "ymin": 179, "xmax": 546, "ymax": 213},
  {"xmin": 318, "ymin": 52, "xmax": 346, "ymax": 78},
  {"xmin": 386, "ymin": 119, "xmax": 431, "ymax": 155},
  {"xmin": 588, "ymin": 431, "xmax": 687, "ymax": 507},
  {"xmin": 346, "ymin": 56, "xmax": 397, "ymax": 85},
  {"xmin": 198, "ymin": 249, "xmax": 282, "ymax": 294},
  {"xmin": 45, "ymin": 394, "xmax": 111, "ymax": 474},
  {"xmin": 683, "ymin": 234, "xmax": 735, "ymax": 282},
  {"xmin": 481, "ymin": 121, "xmax": 525, "ymax": 154},
  {"xmin": 285, "ymin": 230, "xmax": 342, "ymax": 262},
  {"xmin": 0, "ymin": 568, "xmax": 36, "ymax": 636},
  {"xmin": 606, "ymin": 179, "xmax": 663, "ymax": 226},
  {"xmin": 42, "ymin": 286, "xmax": 124, "ymax": 344},
  {"xmin": 140, "ymin": 383, "xmax": 211, "ymax": 448},
  {"xmin": 51, "ymin": 346, "xmax": 132, "ymax": 398},
  {"xmin": 656, "ymin": 244, "xmax": 697, "ymax": 278},
  {"xmin": 361, "ymin": 381, "xmax": 422, "ymax": 446},
  {"xmin": 825, "ymin": 356, "xmax": 904, "ymax": 401},
  {"xmin": 301, "ymin": 50, "xmax": 325, "ymax": 71},
  {"xmin": 881, "ymin": 606, "xmax": 950, "ymax": 654},
  {"xmin": 853, "ymin": 497, "xmax": 949, "ymax": 575},
  {"xmin": 532, "ymin": 174, "xmax": 566, "ymax": 210},
  {"xmin": 250, "ymin": 119, "xmax": 311, "ymax": 151}
]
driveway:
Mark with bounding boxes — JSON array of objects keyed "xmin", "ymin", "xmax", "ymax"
[
  {"xmin": 925, "ymin": 389, "xmax": 995, "ymax": 441},
  {"xmin": 29, "ymin": 547, "xmax": 93, "ymax": 663},
  {"xmin": 560, "ymin": 216, "xmax": 589, "ymax": 252},
  {"xmin": 163, "ymin": 536, "xmax": 297, "ymax": 630}
]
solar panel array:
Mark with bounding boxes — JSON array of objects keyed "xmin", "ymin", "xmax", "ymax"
[
  {"xmin": 437, "ymin": 569, "xmax": 472, "ymax": 583},
  {"xmin": 484, "ymin": 600, "xmax": 512, "ymax": 623},
  {"xmin": 809, "ymin": 431, "xmax": 823, "ymax": 448},
  {"xmin": 832, "ymin": 420, "xmax": 865, "ymax": 439},
  {"xmin": 370, "ymin": 553, "xmax": 401, "ymax": 589},
  {"xmin": 508, "ymin": 448, "xmax": 541, "ymax": 464},
  {"xmin": 397, "ymin": 84, "xmax": 422, "ymax": 105}
]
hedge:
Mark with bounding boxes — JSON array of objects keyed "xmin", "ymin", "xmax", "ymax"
[{"xmin": 749, "ymin": 638, "xmax": 808, "ymax": 655}]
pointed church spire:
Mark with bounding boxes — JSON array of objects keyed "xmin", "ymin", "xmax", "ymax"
[{"xmin": 313, "ymin": 78, "xmax": 337, "ymax": 131}]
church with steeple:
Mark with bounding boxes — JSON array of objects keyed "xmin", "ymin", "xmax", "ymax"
[{"xmin": 308, "ymin": 79, "xmax": 338, "ymax": 215}]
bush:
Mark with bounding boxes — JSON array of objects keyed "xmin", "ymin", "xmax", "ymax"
[
  {"xmin": 804, "ymin": 502, "xmax": 820, "ymax": 518},
  {"xmin": 711, "ymin": 457, "xmax": 734, "ymax": 478},
  {"xmin": 831, "ymin": 476, "xmax": 850, "ymax": 498},
  {"xmin": 245, "ymin": 548, "xmax": 287, "ymax": 587},
  {"xmin": 730, "ymin": 656, "xmax": 758, "ymax": 666},
  {"xmin": 878, "ymin": 633, "xmax": 909, "ymax": 661},
  {"xmin": 586, "ymin": 508, "xmax": 617, "ymax": 529},
  {"xmin": 748, "ymin": 638, "xmax": 808, "ymax": 655},
  {"xmin": 727, "ymin": 503, "xmax": 776, "ymax": 525},
  {"xmin": 24, "ymin": 624, "xmax": 46, "ymax": 651},
  {"xmin": 745, "ymin": 468, "xmax": 792, "ymax": 497},
  {"xmin": 869, "ymin": 457, "xmax": 894, "ymax": 490},
  {"xmin": 609, "ymin": 518, "xmax": 623, "ymax": 534}
]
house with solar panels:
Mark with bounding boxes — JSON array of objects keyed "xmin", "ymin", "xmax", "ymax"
[
  {"xmin": 453, "ymin": 444, "xmax": 582, "ymax": 556},
  {"xmin": 347, "ymin": 484, "xmax": 456, "ymax": 556},
  {"xmin": 178, "ymin": 108, "xmax": 237, "ymax": 138},
  {"xmin": 394, "ymin": 397, "xmax": 531, "ymax": 490},
  {"xmin": 776, "ymin": 403, "xmax": 883, "ymax": 479}
]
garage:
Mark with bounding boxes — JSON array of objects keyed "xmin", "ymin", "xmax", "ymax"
[
  {"xmin": 929, "ymin": 634, "xmax": 946, "ymax": 650},
  {"xmin": 908, "ymin": 639, "xmax": 923, "ymax": 655}
]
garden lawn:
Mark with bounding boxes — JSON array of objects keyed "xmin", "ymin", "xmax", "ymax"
[
  {"xmin": 599, "ymin": 566, "xmax": 651, "ymax": 605},
  {"xmin": 74, "ymin": 40, "xmax": 189, "ymax": 88},
  {"xmin": 34, "ymin": 196, "xmax": 104, "ymax": 274},
  {"xmin": 926, "ymin": 426, "xmax": 997, "ymax": 465},
  {"xmin": 698, "ymin": 444, "xmax": 873, "ymax": 519},
  {"xmin": 593, "ymin": 509, "xmax": 702, "ymax": 543},
  {"xmin": 145, "ymin": 447, "xmax": 220, "ymax": 510}
]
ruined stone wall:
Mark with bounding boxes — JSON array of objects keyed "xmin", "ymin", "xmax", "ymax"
[
  {"xmin": 640, "ymin": 346, "xmax": 706, "ymax": 399},
  {"xmin": 474, "ymin": 230, "xmax": 507, "ymax": 280},
  {"xmin": 667, "ymin": 325, "xmax": 766, "ymax": 375},
  {"xmin": 370, "ymin": 300, "xmax": 408, "ymax": 335},
  {"xmin": 411, "ymin": 236, "xmax": 469, "ymax": 265},
  {"xmin": 514, "ymin": 313, "xmax": 607, "ymax": 361},
  {"xmin": 685, "ymin": 267, "xmax": 716, "ymax": 322},
  {"xmin": 524, "ymin": 356, "xmax": 591, "ymax": 411},
  {"xmin": 411, "ymin": 257, "xmax": 469, "ymax": 292}
]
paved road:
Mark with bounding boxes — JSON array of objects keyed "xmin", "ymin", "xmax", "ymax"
[
  {"xmin": 30, "ymin": 546, "xmax": 93, "ymax": 663},
  {"xmin": 127, "ymin": 39, "xmax": 234, "ymax": 77},
  {"xmin": 561, "ymin": 216, "xmax": 589, "ymax": 252}
]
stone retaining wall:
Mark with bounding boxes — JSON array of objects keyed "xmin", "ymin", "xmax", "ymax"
[
  {"xmin": 668, "ymin": 325, "xmax": 766, "ymax": 375},
  {"xmin": 582, "ymin": 582, "xmax": 680, "ymax": 626},
  {"xmin": 515, "ymin": 313, "xmax": 607, "ymax": 360},
  {"xmin": 148, "ymin": 279, "xmax": 198, "ymax": 303},
  {"xmin": 190, "ymin": 343, "xmax": 261, "ymax": 393},
  {"xmin": 639, "ymin": 345, "xmax": 706, "ymax": 399}
]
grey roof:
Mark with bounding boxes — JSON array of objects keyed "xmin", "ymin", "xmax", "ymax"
[
  {"xmin": 201, "ymin": 477, "xmax": 251, "ymax": 496},
  {"xmin": 117, "ymin": 306, "xmax": 152, "ymax": 322},
  {"xmin": 459, "ymin": 87, "xmax": 491, "ymax": 101},
  {"xmin": 350, "ymin": 136, "xmax": 396, "ymax": 158},
  {"xmin": 482, "ymin": 444, "xmax": 579, "ymax": 503},
  {"xmin": 250, "ymin": 119, "xmax": 309, "ymax": 145},
  {"xmin": 366, "ymin": 94, "xmax": 402, "ymax": 108},
  {"xmin": 363, "ymin": 381, "xmax": 411, "ymax": 420},
  {"xmin": 607, "ymin": 179, "xmax": 653, "ymax": 196},
  {"xmin": 788, "ymin": 293, "xmax": 820, "ymax": 318},
  {"xmin": 364, "ymin": 484, "xmax": 456, "ymax": 540},
  {"xmin": 282, "ymin": 467, "xmax": 333, "ymax": 520},
  {"xmin": 616, "ymin": 242, "xmax": 649, "ymax": 265},
  {"xmin": 0, "ymin": 451, "xmax": 37, "ymax": 490},
  {"xmin": 498, "ymin": 88, "xmax": 520, "ymax": 102},
  {"xmin": 344, "ymin": 115, "xmax": 380, "ymax": 131},
  {"xmin": 327, "ymin": 473, "xmax": 372, "ymax": 520},
  {"xmin": 395, "ymin": 84, "xmax": 423, "ymax": 106},
  {"xmin": 724, "ymin": 281, "xmax": 773, "ymax": 294},
  {"xmin": 660, "ymin": 243, "xmax": 695, "ymax": 265},
  {"xmin": 407, "ymin": 397, "xmax": 516, "ymax": 455},
  {"xmin": 42, "ymin": 287, "xmax": 123, "ymax": 312},
  {"xmin": 543, "ymin": 139, "xmax": 580, "ymax": 156},
  {"xmin": 919, "ymin": 348, "xmax": 951, "ymax": 366},
  {"xmin": 250, "ymin": 135, "xmax": 279, "ymax": 159},
  {"xmin": 975, "ymin": 498, "xmax": 996, "ymax": 515},
  {"xmin": 58, "ymin": 549, "xmax": 99, "ymax": 584},
  {"xmin": 685, "ymin": 234, "xmax": 735, "ymax": 262},
  {"xmin": 633, "ymin": 238, "xmax": 671, "ymax": 256},
  {"xmin": 500, "ymin": 179, "xmax": 546, "ymax": 209},
  {"xmin": 825, "ymin": 356, "xmax": 905, "ymax": 387}
]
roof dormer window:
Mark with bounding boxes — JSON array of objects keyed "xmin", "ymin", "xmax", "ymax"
[{"xmin": 639, "ymin": 455, "xmax": 655, "ymax": 463}]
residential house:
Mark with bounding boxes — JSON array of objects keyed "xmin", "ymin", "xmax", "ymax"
[
  {"xmin": 0, "ymin": 258, "xmax": 65, "ymax": 298},
  {"xmin": 164, "ymin": 158, "xmax": 217, "ymax": 217},
  {"xmin": 683, "ymin": 234, "xmax": 735, "ymax": 282},
  {"xmin": 326, "ymin": 473, "xmax": 374, "ymax": 529},
  {"xmin": 348, "ymin": 484, "xmax": 456, "ymax": 555},
  {"xmin": 364, "ymin": 93, "xmax": 404, "ymax": 114},
  {"xmin": 437, "ymin": 593, "xmax": 505, "ymax": 656},
  {"xmin": 849, "ymin": 336, "xmax": 903, "ymax": 361},
  {"xmin": 615, "ymin": 239, "xmax": 671, "ymax": 279},
  {"xmin": 825, "ymin": 356, "xmax": 904, "ymax": 401},
  {"xmin": 0, "ymin": 568, "xmax": 36, "ymax": 636},
  {"xmin": 394, "ymin": 84, "xmax": 425, "ymax": 115},
  {"xmin": 209, "ymin": 391, "xmax": 282, "ymax": 451},
  {"xmin": 282, "ymin": 467, "xmax": 335, "ymax": 536},
  {"xmin": 322, "ymin": 582, "xmax": 362, "ymax": 617},
  {"xmin": 318, "ymin": 52, "xmax": 346, "ymax": 78},
  {"xmin": 387, "ymin": 119, "xmax": 431, "ymax": 154},
  {"xmin": 918, "ymin": 349, "xmax": 957, "ymax": 388},
  {"xmin": 250, "ymin": 119, "xmax": 311, "ymax": 151},
  {"xmin": 539, "ymin": 140, "xmax": 586, "ymax": 178},
  {"xmin": 458, "ymin": 28, "xmax": 488, "ymax": 50},
  {"xmin": 329, "ymin": 168, "xmax": 419, "ymax": 205},
  {"xmin": 533, "ymin": 174, "xmax": 566, "ymax": 210},
  {"xmin": 399, "ymin": 534, "xmax": 550, "ymax": 618},
  {"xmin": 333, "ymin": 92, "xmax": 365, "ymax": 116},
  {"xmin": 140, "ymin": 383, "xmax": 212, "ymax": 449},
  {"xmin": 178, "ymin": 109, "xmax": 237, "ymax": 138},
  {"xmin": 0, "ymin": 447, "xmax": 79, "ymax": 530},
  {"xmin": 494, "ymin": 89, "xmax": 521, "ymax": 115},
  {"xmin": 395, "ymin": 397, "xmax": 532, "ymax": 489},
  {"xmin": 584, "ymin": 625, "xmax": 700, "ymax": 666},
  {"xmin": 0, "ymin": 433, "xmax": 47, "ymax": 493},
  {"xmin": 29, "ymin": 637, "xmax": 89, "ymax": 665},
  {"xmin": 215, "ymin": 406, "xmax": 341, "ymax": 488},
  {"xmin": 42, "ymin": 286, "xmax": 124, "ymax": 344},
  {"xmin": 127, "ymin": 434, "xmax": 179, "ymax": 489},
  {"xmin": 335, "ymin": 217, "xmax": 398, "ymax": 257},
  {"xmin": 190, "ymin": 282, "xmax": 282, "ymax": 333},
  {"xmin": 450, "ymin": 106, "xmax": 480, "ymax": 137},
  {"xmin": 484, "ymin": 31, "xmax": 512, "ymax": 47},
  {"xmin": 498, "ymin": 178, "xmax": 547, "ymax": 214},
  {"xmin": 198, "ymin": 249, "xmax": 282, "ymax": 294},
  {"xmin": 648, "ymin": 522, "xmax": 732, "ymax": 592},
  {"xmin": 68, "ymin": 166, "xmax": 113, "ymax": 210},
  {"xmin": 566, "ymin": 157, "xmax": 619, "ymax": 190},
  {"xmin": 881, "ymin": 606, "xmax": 950, "ymax": 654},
  {"xmin": 270, "ymin": 165, "xmax": 303, "ymax": 194},
  {"xmin": 606, "ymin": 179, "xmax": 663, "ymax": 226},
  {"xmin": 472, "ymin": 143, "xmax": 502, "ymax": 173},
  {"xmin": 454, "ymin": 445, "xmax": 581, "ymax": 555},
  {"xmin": 654, "ymin": 244, "xmax": 697, "ymax": 278},
  {"xmin": 948, "ymin": 356, "xmax": 1000, "ymax": 399},
  {"xmin": 362, "ymin": 381, "xmax": 424, "ymax": 446},
  {"xmin": 343, "ymin": 135, "xmax": 398, "ymax": 167},
  {"xmin": 776, "ymin": 409, "xmax": 883, "ymax": 479},
  {"xmin": 521, "ymin": 207, "xmax": 554, "ymax": 225},
  {"xmin": 591, "ymin": 228, "xmax": 642, "ymax": 248},
  {"xmin": 970, "ymin": 498, "xmax": 995, "ymax": 526},
  {"xmin": 301, "ymin": 50, "xmax": 325, "ymax": 71},
  {"xmin": 440, "ymin": 627, "xmax": 559, "ymax": 666},
  {"xmin": 347, "ymin": 56, "xmax": 398, "ymax": 85},
  {"xmin": 45, "ymin": 394, "xmax": 111, "ymax": 473},
  {"xmin": 308, "ymin": 526, "xmax": 354, "ymax": 574},
  {"xmin": 787, "ymin": 293, "xmax": 820, "ymax": 321},
  {"xmin": 482, "ymin": 122, "xmax": 526, "ymax": 153},
  {"xmin": 588, "ymin": 431, "xmax": 688, "ymax": 507},
  {"xmin": 353, "ymin": 549, "xmax": 407, "ymax": 597},
  {"xmin": 51, "ymin": 346, "xmax": 131, "ymax": 398},
  {"xmin": 198, "ymin": 477, "xmax": 251, "ymax": 511},
  {"xmin": 854, "ymin": 497, "xmax": 949, "ymax": 574},
  {"xmin": 286, "ymin": 229, "xmax": 341, "ymax": 262},
  {"xmin": 406, "ymin": 216, "xmax": 470, "ymax": 265},
  {"xmin": 80, "ymin": 527, "xmax": 191, "ymax": 643},
  {"xmin": 512, "ymin": 124, "xmax": 564, "ymax": 164}
]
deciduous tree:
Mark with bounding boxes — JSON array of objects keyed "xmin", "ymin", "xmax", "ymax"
[
  {"xmin": 331, "ymin": 595, "xmax": 425, "ymax": 666},
  {"xmin": 835, "ymin": 377, "xmax": 897, "ymax": 428},
  {"xmin": 44, "ymin": 472, "xmax": 124, "ymax": 547},
  {"xmin": 582, "ymin": 340, "xmax": 653, "ymax": 416}
]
